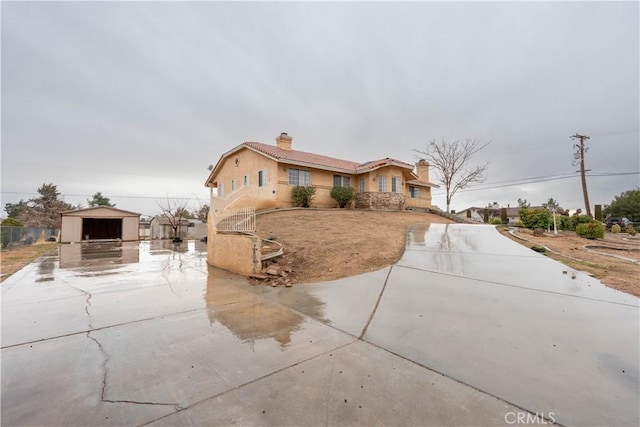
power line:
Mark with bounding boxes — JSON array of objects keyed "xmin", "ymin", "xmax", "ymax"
[
  {"xmin": 430, "ymin": 171, "xmax": 639, "ymax": 196},
  {"xmin": 0, "ymin": 191, "xmax": 206, "ymax": 201},
  {"xmin": 431, "ymin": 174, "xmax": 578, "ymax": 195}
]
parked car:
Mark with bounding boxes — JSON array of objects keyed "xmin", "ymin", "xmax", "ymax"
[{"xmin": 604, "ymin": 217, "xmax": 631, "ymax": 228}]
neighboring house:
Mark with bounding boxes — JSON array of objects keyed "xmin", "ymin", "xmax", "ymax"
[
  {"xmin": 139, "ymin": 217, "xmax": 151, "ymax": 240},
  {"xmin": 185, "ymin": 219, "xmax": 208, "ymax": 240},
  {"xmin": 204, "ymin": 132, "xmax": 439, "ymax": 213},
  {"xmin": 149, "ymin": 216, "xmax": 189, "ymax": 240},
  {"xmin": 456, "ymin": 203, "xmax": 553, "ymax": 224},
  {"xmin": 456, "ymin": 205, "xmax": 518, "ymax": 223}
]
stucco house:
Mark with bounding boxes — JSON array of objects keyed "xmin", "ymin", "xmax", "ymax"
[
  {"xmin": 456, "ymin": 203, "xmax": 559, "ymax": 224},
  {"xmin": 149, "ymin": 215, "xmax": 189, "ymax": 240},
  {"xmin": 204, "ymin": 133, "xmax": 439, "ymax": 213},
  {"xmin": 456, "ymin": 205, "xmax": 519, "ymax": 223}
]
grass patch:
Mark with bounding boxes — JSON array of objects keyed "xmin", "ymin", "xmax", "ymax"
[{"xmin": 1, "ymin": 243, "xmax": 59, "ymax": 282}]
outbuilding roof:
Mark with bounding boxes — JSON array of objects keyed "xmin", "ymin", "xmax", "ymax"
[{"xmin": 60, "ymin": 206, "xmax": 141, "ymax": 217}]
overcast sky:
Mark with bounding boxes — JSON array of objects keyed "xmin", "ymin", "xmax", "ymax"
[{"xmin": 2, "ymin": 1, "xmax": 638, "ymax": 218}]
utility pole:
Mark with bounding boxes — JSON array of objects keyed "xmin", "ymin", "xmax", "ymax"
[{"xmin": 571, "ymin": 133, "xmax": 591, "ymax": 217}]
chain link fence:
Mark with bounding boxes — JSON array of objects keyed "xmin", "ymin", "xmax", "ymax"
[{"xmin": 1, "ymin": 226, "xmax": 58, "ymax": 250}]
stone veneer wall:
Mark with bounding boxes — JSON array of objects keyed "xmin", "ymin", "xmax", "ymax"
[{"xmin": 355, "ymin": 192, "xmax": 406, "ymax": 210}]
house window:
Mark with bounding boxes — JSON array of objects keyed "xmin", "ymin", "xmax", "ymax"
[
  {"xmin": 378, "ymin": 176, "xmax": 387, "ymax": 192},
  {"xmin": 358, "ymin": 177, "xmax": 365, "ymax": 193},
  {"xmin": 244, "ymin": 175, "xmax": 248, "ymax": 187},
  {"xmin": 409, "ymin": 186, "xmax": 420, "ymax": 199},
  {"xmin": 258, "ymin": 169, "xmax": 267, "ymax": 187},
  {"xmin": 288, "ymin": 168, "xmax": 311, "ymax": 186},
  {"xmin": 231, "ymin": 180, "xmax": 236, "ymax": 191},
  {"xmin": 333, "ymin": 175, "xmax": 350, "ymax": 188},
  {"xmin": 392, "ymin": 176, "xmax": 402, "ymax": 193},
  {"xmin": 218, "ymin": 183, "xmax": 224, "ymax": 198}
]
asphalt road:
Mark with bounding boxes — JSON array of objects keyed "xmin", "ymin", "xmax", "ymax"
[{"xmin": 1, "ymin": 225, "xmax": 638, "ymax": 426}]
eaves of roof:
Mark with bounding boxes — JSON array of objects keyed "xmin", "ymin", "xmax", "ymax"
[
  {"xmin": 60, "ymin": 206, "xmax": 141, "ymax": 216},
  {"xmin": 405, "ymin": 180, "xmax": 440, "ymax": 188},
  {"xmin": 205, "ymin": 141, "xmax": 418, "ymax": 186}
]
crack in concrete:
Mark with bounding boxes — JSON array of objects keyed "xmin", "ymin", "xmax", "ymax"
[
  {"xmin": 103, "ymin": 399, "xmax": 182, "ymax": 410},
  {"xmin": 1, "ymin": 307, "xmax": 207, "ymax": 350},
  {"xmin": 139, "ymin": 340, "xmax": 358, "ymax": 426},
  {"xmin": 161, "ymin": 269, "xmax": 181, "ymax": 298},
  {"xmin": 87, "ymin": 332, "xmax": 108, "ymax": 401},
  {"xmin": 359, "ymin": 266, "xmax": 393, "ymax": 339},
  {"xmin": 87, "ymin": 332, "xmax": 182, "ymax": 411},
  {"xmin": 70, "ymin": 285, "xmax": 94, "ymax": 329}
]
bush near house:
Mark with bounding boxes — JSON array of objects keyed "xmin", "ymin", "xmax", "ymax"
[
  {"xmin": 558, "ymin": 214, "xmax": 592, "ymax": 231},
  {"xmin": 627, "ymin": 225, "xmax": 637, "ymax": 236},
  {"xmin": 519, "ymin": 207, "xmax": 552, "ymax": 229},
  {"xmin": 330, "ymin": 187, "xmax": 355, "ymax": 208},
  {"xmin": 291, "ymin": 186, "xmax": 316, "ymax": 208},
  {"xmin": 576, "ymin": 221, "xmax": 605, "ymax": 239},
  {"xmin": 490, "ymin": 217, "xmax": 502, "ymax": 225}
]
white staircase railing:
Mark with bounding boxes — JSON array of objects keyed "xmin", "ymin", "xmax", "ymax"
[
  {"xmin": 211, "ymin": 186, "xmax": 275, "ymax": 212},
  {"xmin": 212, "ymin": 206, "xmax": 256, "ymax": 233}
]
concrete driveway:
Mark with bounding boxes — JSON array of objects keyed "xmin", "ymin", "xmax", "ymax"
[{"xmin": 2, "ymin": 226, "xmax": 638, "ymax": 426}]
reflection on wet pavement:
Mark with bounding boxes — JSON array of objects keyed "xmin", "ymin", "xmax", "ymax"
[
  {"xmin": 205, "ymin": 270, "xmax": 306, "ymax": 348},
  {"xmin": 1, "ymin": 240, "xmax": 360, "ymax": 425},
  {"xmin": 36, "ymin": 256, "xmax": 56, "ymax": 282},
  {"xmin": 3, "ymin": 226, "xmax": 638, "ymax": 427},
  {"xmin": 59, "ymin": 242, "xmax": 140, "ymax": 276}
]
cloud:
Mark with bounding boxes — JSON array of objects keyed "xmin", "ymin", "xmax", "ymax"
[{"xmin": 1, "ymin": 1, "xmax": 638, "ymax": 216}]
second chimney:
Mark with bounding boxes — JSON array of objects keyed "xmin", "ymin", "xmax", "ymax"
[
  {"xmin": 416, "ymin": 159, "xmax": 430, "ymax": 182},
  {"xmin": 276, "ymin": 132, "xmax": 292, "ymax": 151}
]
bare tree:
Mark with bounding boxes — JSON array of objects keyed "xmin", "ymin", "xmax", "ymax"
[
  {"xmin": 415, "ymin": 138, "xmax": 490, "ymax": 213},
  {"xmin": 156, "ymin": 195, "xmax": 190, "ymax": 241}
]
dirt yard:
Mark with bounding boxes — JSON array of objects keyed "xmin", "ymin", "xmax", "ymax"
[
  {"xmin": 0, "ymin": 243, "xmax": 59, "ymax": 282},
  {"xmin": 499, "ymin": 227, "xmax": 640, "ymax": 297},
  {"xmin": 2, "ymin": 214, "xmax": 637, "ymax": 298},
  {"xmin": 256, "ymin": 209, "xmax": 452, "ymax": 283},
  {"xmin": 256, "ymin": 209, "xmax": 639, "ymax": 297}
]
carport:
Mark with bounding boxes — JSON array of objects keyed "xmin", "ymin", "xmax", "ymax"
[{"xmin": 60, "ymin": 207, "xmax": 140, "ymax": 243}]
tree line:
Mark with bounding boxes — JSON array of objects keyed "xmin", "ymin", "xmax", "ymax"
[{"xmin": 2, "ymin": 183, "xmax": 210, "ymax": 229}]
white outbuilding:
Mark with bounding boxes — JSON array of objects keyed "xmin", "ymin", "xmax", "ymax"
[{"xmin": 60, "ymin": 207, "xmax": 141, "ymax": 243}]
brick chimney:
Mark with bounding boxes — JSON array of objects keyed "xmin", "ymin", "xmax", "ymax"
[
  {"xmin": 276, "ymin": 132, "xmax": 292, "ymax": 151},
  {"xmin": 416, "ymin": 159, "xmax": 430, "ymax": 182}
]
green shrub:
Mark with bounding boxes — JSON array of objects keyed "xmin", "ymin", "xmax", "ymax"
[
  {"xmin": 1, "ymin": 218, "xmax": 24, "ymax": 227},
  {"xmin": 626, "ymin": 225, "xmax": 637, "ymax": 236},
  {"xmin": 520, "ymin": 208, "xmax": 552, "ymax": 229},
  {"xmin": 558, "ymin": 215, "xmax": 572, "ymax": 230},
  {"xmin": 291, "ymin": 186, "xmax": 316, "ymax": 208},
  {"xmin": 330, "ymin": 186, "xmax": 355, "ymax": 208},
  {"xmin": 611, "ymin": 224, "xmax": 621, "ymax": 234},
  {"xmin": 531, "ymin": 246, "xmax": 546, "ymax": 253},
  {"xmin": 571, "ymin": 215, "xmax": 593, "ymax": 230},
  {"xmin": 490, "ymin": 217, "xmax": 502, "ymax": 225},
  {"xmin": 500, "ymin": 208, "xmax": 508, "ymax": 224},
  {"xmin": 513, "ymin": 221, "xmax": 524, "ymax": 228},
  {"xmin": 576, "ymin": 221, "xmax": 605, "ymax": 239}
]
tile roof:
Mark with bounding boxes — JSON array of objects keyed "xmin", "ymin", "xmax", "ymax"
[
  {"xmin": 244, "ymin": 142, "xmax": 361, "ymax": 172},
  {"xmin": 244, "ymin": 142, "xmax": 415, "ymax": 173},
  {"xmin": 205, "ymin": 139, "xmax": 430, "ymax": 187},
  {"xmin": 406, "ymin": 179, "xmax": 439, "ymax": 188}
]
